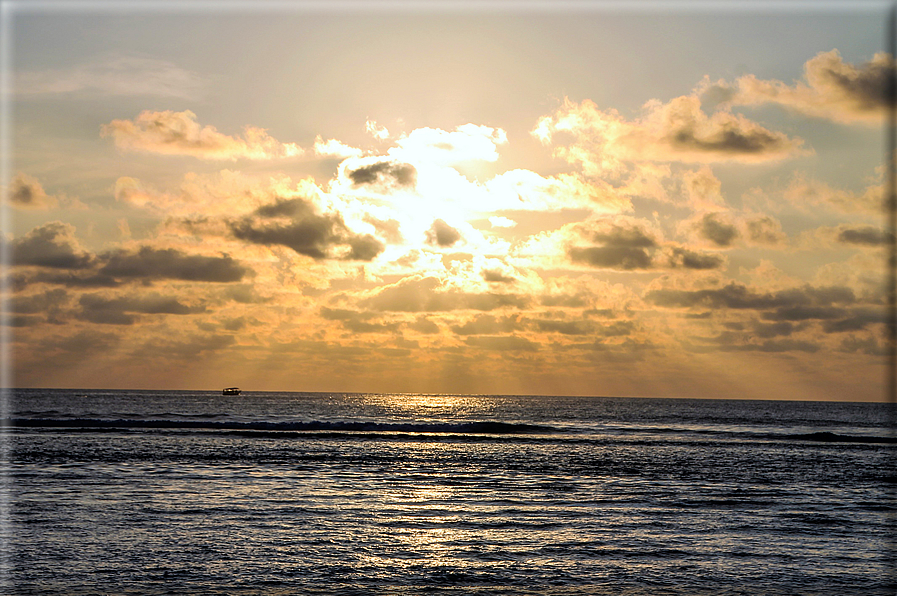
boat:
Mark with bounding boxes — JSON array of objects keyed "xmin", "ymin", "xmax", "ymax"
[{"xmin": 222, "ymin": 387, "xmax": 242, "ymax": 395}]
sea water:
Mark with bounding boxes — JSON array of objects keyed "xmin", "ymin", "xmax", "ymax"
[{"xmin": 5, "ymin": 389, "xmax": 896, "ymax": 595}]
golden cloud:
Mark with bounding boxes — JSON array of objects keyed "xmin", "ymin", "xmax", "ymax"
[
  {"xmin": 101, "ymin": 110, "xmax": 303, "ymax": 160},
  {"xmin": 726, "ymin": 49, "xmax": 894, "ymax": 124},
  {"xmin": 533, "ymin": 96, "xmax": 806, "ymax": 175}
]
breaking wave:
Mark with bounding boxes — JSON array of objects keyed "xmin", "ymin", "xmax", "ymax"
[{"xmin": 7, "ymin": 417, "xmax": 557, "ymax": 435}]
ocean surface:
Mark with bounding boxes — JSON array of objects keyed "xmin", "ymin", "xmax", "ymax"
[{"xmin": 4, "ymin": 389, "xmax": 896, "ymax": 595}]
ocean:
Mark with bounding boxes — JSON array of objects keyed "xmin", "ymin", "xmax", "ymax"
[{"xmin": 5, "ymin": 389, "xmax": 896, "ymax": 595}]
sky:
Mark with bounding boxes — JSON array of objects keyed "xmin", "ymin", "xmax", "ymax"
[{"xmin": 2, "ymin": 1, "xmax": 893, "ymax": 400}]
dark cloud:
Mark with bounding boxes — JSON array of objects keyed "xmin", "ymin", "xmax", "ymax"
[
  {"xmin": 4, "ymin": 314, "xmax": 43, "ymax": 327},
  {"xmin": 752, "ymin": 339, "xmax": 820, "ymax": 353},
  {"xmin": 751, "ymin": 320, "xmax": 796, "ymax": 338},
  {"xmin": 705, "ymin": 331, "xmax": 820, "ymax": 353},
  {"xmin": 763, "ymin": 305, "xmax": 848, "ymax": 321},
  {"xmin": 673, "ymin": 127, "xmax": 783, "ymax": 155},
  {"xmin": 320, "ymin": 306, "xmax": 400, "ymax": 333},
  {"xmin": 12, "ymin": 288, "xmax": 68, "ymax": 314},
  {"xmin": 99, "ymin": 246, "xmax": 249, "ymax": 282},
  {"xmin": 542, "ymin": 293, "xmax": 590, "ymax": 308},
  {"xmin": 646, "ymin": 282, "xmax": 855, "ymax": 311},
  {"xmin": 697, "ymin": 213, "xmax": 738, "ymax": 247},
  {"xmin": 590, "ymin": 226, "xmax": 656, "ymax": 248},
  {"xmin": 664, "ymin": 107, "xmax": 796, "ymax": 156},
  {"xmin": 222, "ymin": 284, "xmax": 270, "ymax": 304},
  {"xmin": 839, "ymin": 335, "xmax": 886, "ymax": 356},
  {"xmin": 8, "ymin": 173, "xmax": 56, "ymax": 209},
  {"xmin": 230, "ymin": 197, "xmax": 384, "ymax": 261},
  {"xmin": 569, "ymin": 221, "xmax": 660, "ymax": 270},
  {"xmin": 666, "ymin": 247, "xmax": 725, "ymax": 270},
  {"xmin": 27, "ymin": 272, "xmax": 121, "ymax": 288},
  {"xmin": 745, "ymin": 216, "xmax": 786, "ymax": 245},
  {"xmin": 821, "ymin": 308, "xmax": 886, "ymax": 333},
  {"xmin": 11, "ymin": 222, "xmax": 94, "ymax": 269},
  {"xmin": 78, "ymin": 293, "xmax": 206, "ymax": 325},
  {"xmin": 569, "ymin": 246, "xmax": 652, "ymax": 270},
  {"xmin": 482, "ymin": 269, "xmax": 515, "ymax": 284},
  {"xmin": 222, "ymin": 317, "xmax": 248, "ymax": 332},
  {"xmin": 10, "ymin": 289, "xmax": 69, "ymax": 325},
  {"xmin": 409, "ymin": 316, "xmax": 439, "ymax": 334},
  {"xmin": 347, "ymin": 235, "xmax": 385, "ymax": 261},
  {"xmin": 341, "ymin": 319, "xmax": 401, "ymax": 334},
  {"xmin": 733, "ymin": 50, "xmax": 893, "ymax": 123},
  {"xmin": 535, "ymin": 319, "xmax": 595, "ymax": 335},
  {"xmin": 347, "ymin": 161, "xmax": 417, "ymax": 187},
  {"xmin": 837, "ymin": 226, "xmax": 890, "ymax": 246},
  {"xmin": 805, "ymin": 51, "xmax": 892, "ymax": 113},
  {"xmin": 426, "ymin": 219, "xmax": 462, "ymax": 247},
  {"xmin": 600, "ymin": 321, "xmax": 636, "ymax": 336},
  {"xmin": 130, "ymin": 332, "xmax": 237, "ymax": 360}
]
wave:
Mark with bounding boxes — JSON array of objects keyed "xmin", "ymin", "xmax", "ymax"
[
  {"xmin": 6, "ymin": 418, "xmax": 557, "ymax": 435},
  {"xmin": 8, "ymin": 418, "xmax": 896, "ymax": 444},
  {"xmin": 783, "ymin": 431, "xmax": 897, "ymax": 444}
]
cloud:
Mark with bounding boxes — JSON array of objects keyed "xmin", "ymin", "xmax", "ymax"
[
  {"xmin": 19, "ymin": 271, "xmax": 120, "ymax": 289},
  {"xmin": 728, "ymin": 49, "xmax": 894, "ymax": 124},
  {"xmin": 696, "ymin": 212, "xmax": 738, "ymax": 247},
  {"xmin": 664, "ymin": 247, "xmax": 726, "ymax": 270},
  {"xmin": 820, "ymin": 308, "xmax": 885, "ymax": 333},
  {"xmin": 366, "ymin": 120, "xmax": 390, "ymax": 140},
  {"xmin": 565, "ymin": 219, "xmax": 657, "ymax": 270},
  {"xmin": 425, "ymin": 219, "xmax": 462, "ymax": 247},
  {"xmin": 15, "ymin": 54, "xmax": 207, "ymax": 100},
  {"xmin": 533, "ymin": 318, "xmax": 596, "ymax": 336},
  {"xmin": 7, "ymin": 173, "xmax": 58, "ymax": 210},
  {"xmin": 451, "ymin": 314, "xmax": 523, "ymax": 335},
  {"xmin": 484, "ymin": 170, "xmax": 631, "ymax": 213},
  {"xmin": 836, "ymin": 225, "xmax": 891, "ymax": 246},
  {"xmin": 320, "ymin": 307, "xmax": 400, "ymax": 334},
  {"xmin": 709, "ymin": 336, "xmax": 822, "ymax": 353},
  {"xmin": 682, "ymin": 166, "xmax": 725, "ymax": 210},
  {"xmin": 11, "ymin": 222, "xmax": 94, "ymax": 269},
  {"xmin": 78, "ymin": 292, "xmax": 206, "ymax": 325},
  {"xmin": 229, "ymin": 197, "xmax": 384, "ymax": 261},
  {"xmin": 783, "ymin": 175, "xmax": 882, "ymax": 215},
  {"xmin": 409, "ymin": 316, "xmax": 439, "ymax": 334},
  {"xmin": 362, "ymin": 276, "xmax": 530, "ymax": 313},
  {"xmin": 101, "ymin": 110, "xmax": 302, "ymax": 160},
  {"xmin": 646, "ymin": 282, "xmax": 856, "ymax": 316},
  {"xmin": 744, "ymin": 216, "xmax": 786, "ymax": 245},
  {"xmin": 489, "ymin": 216, "xmax": 517, "ymax": 228},
  {"xmin": 481, "ymin": 268, "xmax": 516, "ymax": 284},
  {"xmin": 464, "ymin": 336, "xmax": 538, "ymax": 352},
  {"xmin": 99, "ymin": 246, "xmax": 250, "ymax": 282},
  {"xmin": 314, "ymin": 136, "xmax": 364, "ymax": 159},
  {"xmin": 345, "ymin": 159, "xmax": 417, "ymax": 187},
  {"xmin": 389, "ymin": 124, "xmax": 507, "ymax": 165},
  {"xmin": 533, "ymin": 96, "xmax": 804, "ymax": 174},
  {"xmin": 10, "ymin": 289, "xmax": 69, "ymax": 325},
  {"xmin": 751, "ymin": 320, "xmax": 797, "ymax": 338},
  {"xmin": 569, "ymin": 245, "xmax": 653, "ymax": 270}
]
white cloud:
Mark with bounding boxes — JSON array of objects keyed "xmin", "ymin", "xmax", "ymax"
[
  {"xmin": 389, "ymin": 124, "xmax": 507, "ymax": 165},
  {"xmin": 314, "ymin": 136, "xmax": 364, "ymax": 159},
  {"xmin": 15, "ymin": 54, "xmax": 207, "ymax": 100}
]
